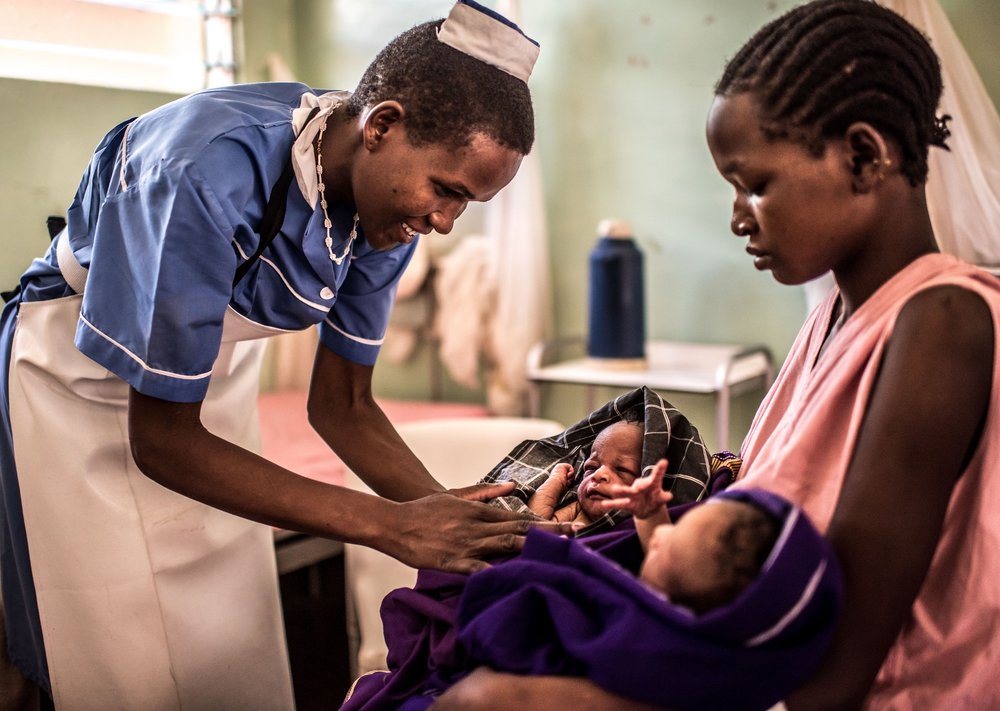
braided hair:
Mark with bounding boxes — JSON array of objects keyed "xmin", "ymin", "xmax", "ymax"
[
  {"xmin": 716, "ymin": 0, "xmax": 950, "ymax": 185},
  {"xmin": 346, "ymin": 20, "xmax": 534, "ymax": 155}
]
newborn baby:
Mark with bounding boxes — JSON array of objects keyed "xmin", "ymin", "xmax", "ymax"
[
  {"xmin": 527, "ymin": 418, "xmax": 778, "ymax": 614},
  {"xmin": 528, "ymin": 419, "xmax": 644, "ymax": 524}
]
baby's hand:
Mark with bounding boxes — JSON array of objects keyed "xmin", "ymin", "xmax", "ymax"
[
  {"xmin": 597, "ymin": 458, "xmax": 673, "ymax": 520},
  {"xmin": 527, "ymin": 463, "xmax": 574, "ymax": 520}
]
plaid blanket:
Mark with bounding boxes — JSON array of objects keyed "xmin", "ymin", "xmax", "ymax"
[{"xmin": 481, "ymin": 386, "xmax": 734, "ymax": 535}]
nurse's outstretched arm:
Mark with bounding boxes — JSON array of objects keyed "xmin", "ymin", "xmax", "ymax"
[
  {"xmin": 127, "ymin": 376, "xmax": 573, "ymax": 574},
  {"xmin": 305, "ymin": 343, "xmax": 446, "ymax": 501},
  {"xmin": 309, "ymin": 345, "xmax": 550, "ymax": 505}
]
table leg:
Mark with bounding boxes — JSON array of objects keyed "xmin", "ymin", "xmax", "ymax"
[{"xmin": 715, "ymin": 387, "xmax": 730, "ymax": 453}]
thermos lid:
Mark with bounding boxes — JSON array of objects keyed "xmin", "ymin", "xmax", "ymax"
[{"xmin": 597, "ymin": 218, "xmax": 633, "ymax": 239}]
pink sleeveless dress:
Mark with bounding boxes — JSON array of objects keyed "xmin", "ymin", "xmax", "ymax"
[{"xmin": 737, "ymin": 253, "xmax": 1000, "ymax": 710}]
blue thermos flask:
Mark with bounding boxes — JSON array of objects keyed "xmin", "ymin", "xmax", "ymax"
[{"xmin": 587, "ymin": 219, "xmax": 646, "ymax": 366}]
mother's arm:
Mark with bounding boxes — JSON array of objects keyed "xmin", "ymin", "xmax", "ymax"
[
  {"xmin": 785, "ymin": 286, "xmax": 993, "ymax": 709},
  {"xmin": 430, "ymin": 668, "xmax": 669, "ymax": 711}
]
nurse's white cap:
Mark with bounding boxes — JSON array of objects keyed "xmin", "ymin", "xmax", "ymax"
[{"xmin": 437, "ymin": 0, "xmax": 540, "ymax": 83}]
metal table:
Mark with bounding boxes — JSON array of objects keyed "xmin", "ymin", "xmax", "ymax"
[{"xmin": 526, "ymin": 337, "xmax": 774, "ymax": 451}]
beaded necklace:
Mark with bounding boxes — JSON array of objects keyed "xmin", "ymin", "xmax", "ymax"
[{"xmin": 315, "ymin": 113, "xmax": 358, "ymax": 265}]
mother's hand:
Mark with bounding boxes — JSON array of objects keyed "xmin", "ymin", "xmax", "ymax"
[
  {"xmin": 429, "ymin": 668, "xmax": 668, "ymax": 711},
  {"xmin": 429, "ymin": 668, "xmax": 518, "ymax": 710},
  {"xmin": 386, "ymin": 487, "xmax": 577, "ymax": 574}
]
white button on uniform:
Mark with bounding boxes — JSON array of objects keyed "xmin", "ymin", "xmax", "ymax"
[{"xmin": 320, "ymin": 287, "xmax": 334, "ymax": 300}]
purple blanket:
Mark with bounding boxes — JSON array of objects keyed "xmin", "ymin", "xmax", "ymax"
[{"xmin": 341, "ymin": 489, "xmax": 842, "ymax": 711}]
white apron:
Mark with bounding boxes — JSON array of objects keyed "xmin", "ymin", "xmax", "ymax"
[{"xmin": 7, "ymin": 256, "xmax": 296, "ymax": 709}]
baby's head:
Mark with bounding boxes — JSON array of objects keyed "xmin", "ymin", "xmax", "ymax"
[
  {"xmin": 639, "ymin": 498, "xmax": 779, "ymax": 614},
  {"xmin": 575, "ymin": 416, "xmax": 644, "ymax": 522}
]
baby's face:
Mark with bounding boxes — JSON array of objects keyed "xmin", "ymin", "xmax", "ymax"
[
  {"xmin": 639, "ymin": 499, "xmax": 747, "ymax": 607},
  {"xmin": 576, "ymin": 422, "xmax": 643, "ymax": 521}
]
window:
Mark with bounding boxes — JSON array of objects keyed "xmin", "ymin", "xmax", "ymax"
[{"xmin": 0, "ymin": 0, "xmax": 237, "ymax": 93}]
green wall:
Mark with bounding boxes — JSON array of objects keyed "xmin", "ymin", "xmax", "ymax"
[
  {"xmin": 0, "ymin": 81, "xmax": 180, "ymax": 289},
  {"xmin": 523, "ymin": 0, "xmax": 809, "ymax": 439},
  {"xmin": 2, "ymin": 0, "xmax": 998, "ymax": 448}
]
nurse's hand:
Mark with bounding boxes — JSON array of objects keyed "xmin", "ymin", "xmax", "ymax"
[
  {"xmin": 447, "ymin": 479, "xmax": 522, "ymax": 502},
  {"xmin": 385, "ymin": 487, "xmax": 578, "ymax": 574}
]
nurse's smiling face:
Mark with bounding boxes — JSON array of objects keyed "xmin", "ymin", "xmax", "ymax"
[{"xmin": 351, "ymin": 106, "xmax": 523, "ymax": 251}]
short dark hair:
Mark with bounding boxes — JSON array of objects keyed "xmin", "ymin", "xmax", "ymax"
[
  {"xmin": 346, "ymin": 20, "xmax": 535, "ymax": 154},
  {"xmin": 678, "ymin": 502, "xmax": 779, "ymax": 614},
  {"xmin": 715, "ymin": 0, "xmax": 949, "ymax": 185},
  {"xmin": 619, "ymin": 408, "xmax": 644, "ymax": 427}
]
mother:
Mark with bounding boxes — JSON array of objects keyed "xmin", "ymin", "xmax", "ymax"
[{"xmin": 432, "ymin": 1, "xmax": 1000, "ymax": 709}]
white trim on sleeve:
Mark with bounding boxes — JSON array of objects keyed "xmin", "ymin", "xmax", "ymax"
[
  {"xmin": 324, "ymin": 318, "xmax": 384, "ymax": 346},
  {"xmin": 79, "ymin": 314, "xmax": 212, "ymax": 381}
]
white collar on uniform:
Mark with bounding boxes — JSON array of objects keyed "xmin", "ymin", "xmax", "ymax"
[{"xmin": 291, "ymin": 90, "xmax": 350, "ymax": 209}]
